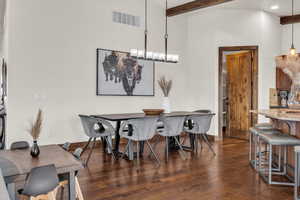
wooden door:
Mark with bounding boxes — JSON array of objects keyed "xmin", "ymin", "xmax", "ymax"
[{"xmin": 226, "ymin": 51, "xmax": 252, "ymax": 139}]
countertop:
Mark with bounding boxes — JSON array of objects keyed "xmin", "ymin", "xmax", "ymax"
[{"xmin": 251, "ymin": 109, "xmax": 300, "ymax": 122}]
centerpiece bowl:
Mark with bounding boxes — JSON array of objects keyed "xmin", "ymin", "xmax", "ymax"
[{"xmin": 143, "ymin": 109, "xmax": 164, "ymax": 115}]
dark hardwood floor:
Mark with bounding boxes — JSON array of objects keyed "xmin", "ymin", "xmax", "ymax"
[{"xmin": 78, "ymin": 138, "xmax": 293, "ymax": 200}]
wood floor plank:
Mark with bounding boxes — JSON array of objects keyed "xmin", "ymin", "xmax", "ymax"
[{"xmin": 76, "ymin": 138, "xmax": 293, "ymax": 200}]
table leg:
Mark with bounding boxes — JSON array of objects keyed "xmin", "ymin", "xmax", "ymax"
[
  {"xmin": 7, "ymin": 183, "xmax": 15, "ymax": 200},
  {"xmin": 68, "ymin": 171, "xmax": 76, "ymax": 200},
  {"xmin": 190, "ymin": 134, "xmax": 195, "ymax": 150},
  {"xmin": 114, "ymin": 121, "xmax": 121, "ymax": 153},
  {"xmin": 139, "ymin": 141, "xmax": 145, "ymax": 155},
  {"xmin": 102, "ymin": 137, "xmax": 107, "ymax": 153}
]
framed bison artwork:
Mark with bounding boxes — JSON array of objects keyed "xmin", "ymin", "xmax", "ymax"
[{"xmin": 96, "ymin": 48, "xmax": 155, "ymax": 96}]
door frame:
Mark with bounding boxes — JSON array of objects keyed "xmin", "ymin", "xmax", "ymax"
[{"xmin": 218, "ymin": 46, "xmax": 258, "ymax": 140}]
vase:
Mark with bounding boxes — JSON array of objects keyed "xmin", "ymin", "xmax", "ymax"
[
  {"xmin": 162, "ymin": 97, "xmax": 171, "ymax": 113},
  {"xmin": 30, "ymin": 140, "xmax": 40, "ymax": 157},
  {"xmin": 288, "ymin": 75, "xmax": 300, "ymax": 109}
]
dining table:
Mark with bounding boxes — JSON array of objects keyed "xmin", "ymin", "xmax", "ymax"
[
  {"xmin": 0, "ymin": 144, "xmax": 84, "ymax": 200},
  {"xmin": 91, "ymin": 111, "xmax": 215, "ymax": 160}
]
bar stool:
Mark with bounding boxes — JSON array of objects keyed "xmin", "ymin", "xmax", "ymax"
[
  {"xmin": 249, "ymin": 123, "xmax": 276, "ymax": 170},
  {"xmin": 294, "ymin": 146, "xmax": 300, "ymax": 200},
  {"xmin": 258, "ymin": 131, "xmax": 300, "ymax": 186}
]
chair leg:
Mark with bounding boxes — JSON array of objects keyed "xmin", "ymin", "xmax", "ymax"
[
  {"xmin": 82, "ymin": 138, "xmax": 92, "ymax": 154},
  {"xmin": 48, "ymin": 189, "xmax": 58, "ymax": 200},
  {"xmin": 104, "ymin": 136, "xmax": 116, "ymax": 160},
  {"xmin": 136, "ymin": 141, "xmax": 140, "ymax": 167},
  {"xmin": 122, "ymin": 140, "xmax": 131, "ymax": 159},
  {"xmin": 174, "ymin": 136, "xmax": 187, "ymax": 160},
  {"xmin": 194, "ymin": 134, "xmax": 198, "ymax": 154},
  {"xmin": 201, "ymin": 134, "xmax": 216, "ymax": 156},
  {"xmin": 189, "ymin": 133, "xmax": 195, "ymax": 151},
  {"xmin": 180, "ymin": 132, "xmax": 187, "ymax": 145},
  {"xmin": 199, "ymin": 135, "xmax": 203, "ymax": 152},
  {"xmin": 165, "ymin": 137, "xmax": 169, "ymax": 162},
  {"xmin": 85, "ymin": 137, "xmax": 96, "ymax": 166},
  {"xmin": 75, "ymin": 177, "xmax": 84, "ymax": 200},
  {"xmin": 146, "ymin": 141, "xmax": 160, "ymax": 166},
  {"xmin": 149, "ymin": 135, "xmax": 160, "ymax": 158}
]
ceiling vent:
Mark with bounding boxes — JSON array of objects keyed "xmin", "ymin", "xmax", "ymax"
[{"xmin": 113, "ymin": 11, "xmax": 141, "ymax": 28}]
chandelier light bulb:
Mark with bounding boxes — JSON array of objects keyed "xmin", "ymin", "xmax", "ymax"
[
  {"xmin": 137, "ymin": 50, "xmax": 145, "ymax": 58},
  {"xmin": 130, "ymin": 49, "xmax": 138, "ymax": 57},
  {"xmin": 290, "ymin": 43, "xmax": 297, "ymax": 56},
  {"xmin": 146, "ymin": 51, "xmax": 153, "ymax": 59}
]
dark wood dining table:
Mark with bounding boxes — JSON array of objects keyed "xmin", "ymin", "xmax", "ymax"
[
  {"xmin": 91, "ymin": 111, "xmax": 215, "ymax": 158},
  {"xmin": 0, "ymin": 145, "xmax": 84, "ymax": 200}
]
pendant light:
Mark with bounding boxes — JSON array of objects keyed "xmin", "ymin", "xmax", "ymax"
[
  {"xmin": 130, "ymin": 0, "xmax": 179, "ymax": 63},
  {"xmin": 290, "ymin": 0, "xmax": 297, "ymax": 55}
]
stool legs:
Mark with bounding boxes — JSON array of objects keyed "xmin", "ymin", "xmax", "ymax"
[
  {"xmin": 258, "ymin": 141, "xmax": 294, "ymax": 186},
  {"xmin": 295, "ymin": 151, "xmax": 299, "ymax": 200},
  {"xmin": 268, "ymin": 144, "xmax": 273, "ymax": 184}
]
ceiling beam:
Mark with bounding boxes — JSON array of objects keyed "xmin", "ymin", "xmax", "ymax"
[
  {"xmin": 166, "ymin": 0, "xmax": 234, "ymax": 17},
  {"xmin": 280, "ymin": 14, "xmax": 300, "ymax": 25}
]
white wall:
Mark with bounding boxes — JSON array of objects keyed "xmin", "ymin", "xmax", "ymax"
[
  {"xmin": 0, "ymin": 0, "xmax": 6, "ymax": 58},
  {"xmin": 5, "ymin": 0, "xmax": 283, "ymax": 145},
  {"xmin": 6, "ymin": 0, "xmax": 188, "ymax": 145},
  {"xmin": 185, "ymin": 8, "xmax": 282, "ymax": 135}
]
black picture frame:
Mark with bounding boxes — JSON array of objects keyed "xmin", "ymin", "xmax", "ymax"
[{"xmin": 96, "ymin": 48, "xmax": 155, "ymax": 96}]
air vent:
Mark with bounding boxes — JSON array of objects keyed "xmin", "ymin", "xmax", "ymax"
[{"xmin": 113, "ymin": 11, "xmax": 140, "ymax": 27}]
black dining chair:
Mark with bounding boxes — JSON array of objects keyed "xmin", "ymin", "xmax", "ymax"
[
  {"xmin": 194, "ymin": 110, "xmax": 212, "ymax": 113},
  {"xmin": 10, "ymin": 141, "xmax": 30, "ymax": 150},
  {"xmin": 18, "ymin": 164, "xmax": 59, "ymax": 200}
]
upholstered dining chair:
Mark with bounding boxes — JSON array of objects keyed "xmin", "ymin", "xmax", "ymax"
[
  {"xmin": 79, "ymin": 115, "xmax": 115, "ymax": 166},
  {"xmin": 157, "ymin": 116, "xmax": 187, "ymax": 161},
  {"xmin": 18, "ymin": 164, "xmax": 59, "ymax": 200},
  {"xmin": 10, "ymin": 141, "xmax": 30, "ymax": 150},
  {"xmin": 119, "ymin": 117, "xmax": 160, "ymax": 166},
  {"xmin": 57, "ymin": 148, "xmax": 84, "ymax": 200},
  {"xmin": 184, "ymin": 114, "xmax": 216, "ymax": 155},
  {"xmin": 194, "ymin": 110, "xmax": 212, "ymax": 113}
]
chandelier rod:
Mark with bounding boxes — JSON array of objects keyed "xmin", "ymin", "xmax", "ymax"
[
  {"xmin": 144, "ymin": 0, "xmax": 148, "ymax": 58},
  {"xmin": 292, "ymin": 0, "xmax": 295, "ymax": 47},
  {"xmin": 165, "ymin": 0, "xmax": 168, "ymax": 61}
]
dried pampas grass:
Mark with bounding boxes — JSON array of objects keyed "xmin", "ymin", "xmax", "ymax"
[
  {"xmin": 158, "ymin": 76, "xmax": 172, "ymax": 97},
  {"xmin": 276, "ymin": 54, "xmax": 300, "ymax": 80},
  {"xmin": 28, "ymin": 109, "xmax": 43, "ymax": 141}
]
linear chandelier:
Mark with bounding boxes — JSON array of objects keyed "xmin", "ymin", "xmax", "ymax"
[{"xmin": 130, "ymin": 0, "xmax": 179, "ymax": 63}]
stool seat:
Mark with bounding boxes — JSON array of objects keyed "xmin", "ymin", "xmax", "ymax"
[
  {"xmin": 260, "ymin": 132, "xmax": 300, "ymax": 146},
  {"xmin": 254, "ymin": 123, "xmax": 273, "ymax": 130},
  {"xmin": 249, "ymin": 127, "xmax": 277, "ymax": 135}
]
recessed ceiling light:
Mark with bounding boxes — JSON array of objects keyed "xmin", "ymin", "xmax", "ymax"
[{"xmin": 270, "ymin": 5, "xmax": 279, "ymax": 10}]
